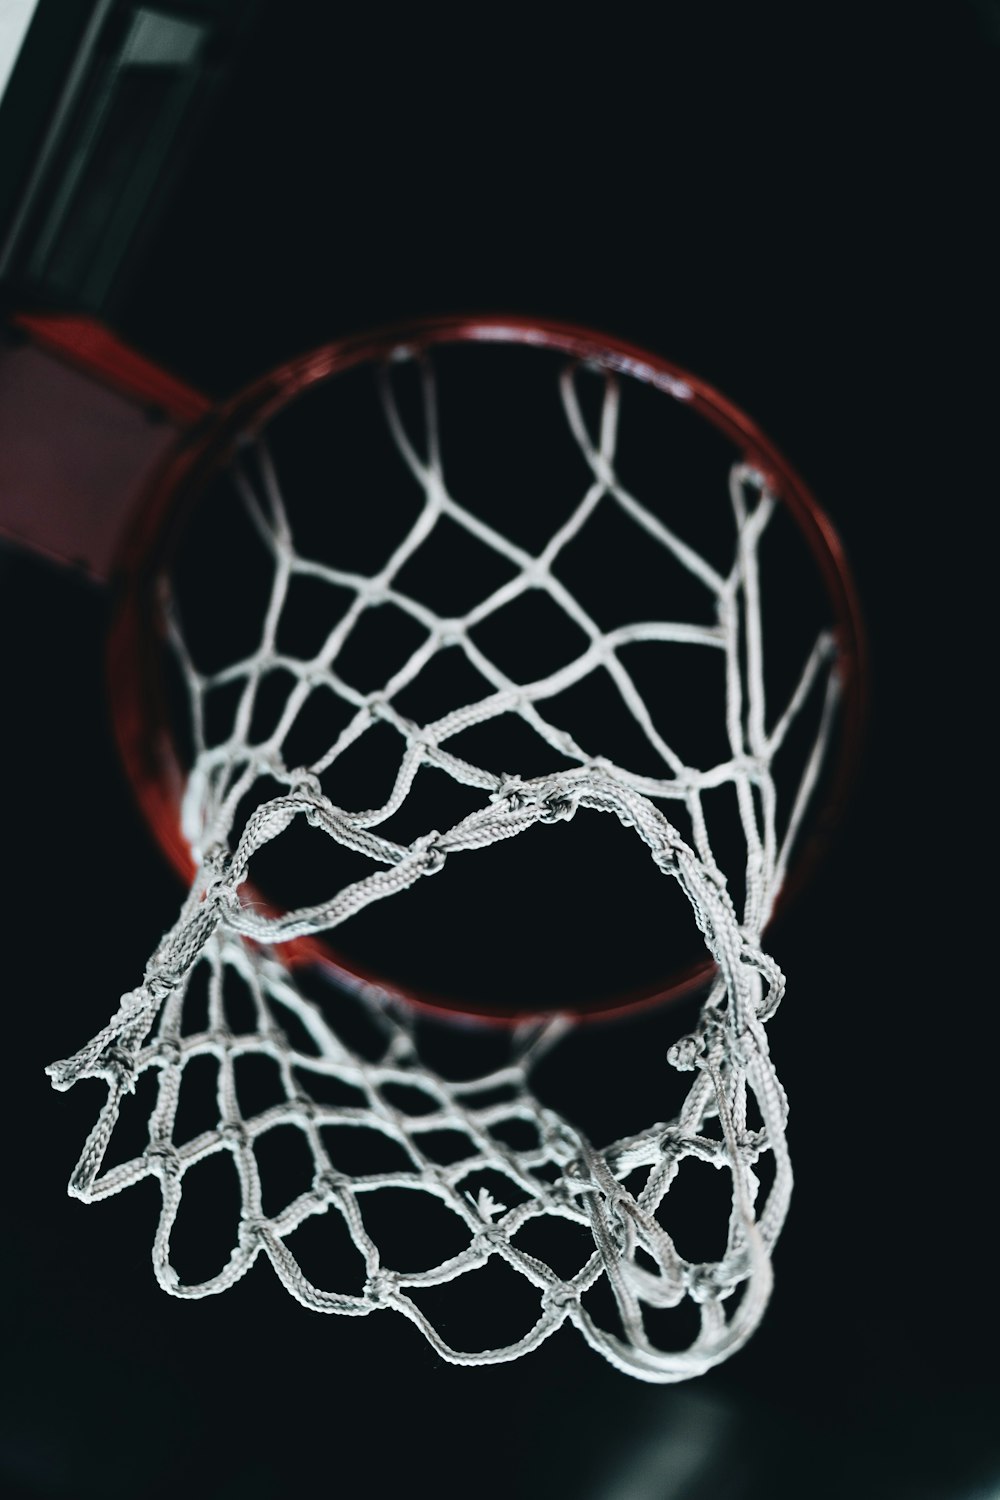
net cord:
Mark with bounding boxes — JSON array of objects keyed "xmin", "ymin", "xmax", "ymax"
[{"xmin": 48, "ymin": 353, "xmax": 839, "ymax": 1381}]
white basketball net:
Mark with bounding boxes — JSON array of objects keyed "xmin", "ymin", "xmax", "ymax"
[{"xmin": 48, "ymin": 348, "xmax": 841, "ymax": 1380}]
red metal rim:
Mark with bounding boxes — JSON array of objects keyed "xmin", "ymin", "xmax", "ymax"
[{"xmin": 108, "ymin": 314, "xmax": 868, "ymax": 1025}]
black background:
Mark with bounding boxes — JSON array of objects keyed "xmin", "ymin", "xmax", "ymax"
[{"xmin": 1, "ymin": 5, "xmax": 995, "ymax": 1498}]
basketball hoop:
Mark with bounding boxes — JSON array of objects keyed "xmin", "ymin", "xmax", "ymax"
[{"xmin": 47, "ymin": 316, "xmax": 865, "ymax": 1380}]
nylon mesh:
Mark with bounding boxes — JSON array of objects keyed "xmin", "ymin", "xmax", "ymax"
[{"xmin": 48, "ymin": 348, "xmax": 840, "ymax": 1380}]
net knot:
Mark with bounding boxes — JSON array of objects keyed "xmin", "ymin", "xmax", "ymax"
[
  {"xmin": 538, "ymin": 783, "xmax": 580, "ymax": 824},
  {"xmin": 491, "ymin": 775, "xmax": 529, "ymax": 810},
  {"xmin": 220, "ymin": 1120, "xmax": 248, "ymax": 1149},
  {"xmin": 144, "ymin": 1141, "xmax": 181, "ymax": 1179},
  {"xmin": 686, "ymin": 1263, "xmax": 725, "ymax": 1303},
  {"xmin": 606, "ymin": 1182, "xmax": 638, "ymax": 1222},
  {"xmin": 290, "ymin": 769, "xmax": 324, "ymax": 800},
  {"xmin": 716, "ymin": 1028, "xmax": 757, "ymax": 1071},
  {"xmin": 560, "ymin": 1157, "xmax": 598, "ymax": 1197},
  {"xmin": 239, "ymin": 1216, "xmax": 270, "ymax": 1245},
  {"xmin": 667, "ymin": 1035, "xmax": 701, "ymax": 1072},
  {"xmin": 364, "ymin": 1272, "xmax": 397, "ymax": 1307},
  {"xmin": 202, "ymin": 879, "xmax": 239, "ymax": 916},
  {"xmin": 668, "ymin": 1001, "xmax": 730, "ymax": 1075},
  {"xmin": 145, "ymin": 961, "xmax": 184, "ymax": 998},
  {"xmin": 413, "ymin": 832, "xmax": 446, "ymax": 875},
  {"xmin": 195, "ymin": 846, "xmax": 237, "ymax": 911},
  {"xmin": 312, "ymin": 1170, "xmax": 345, "ymax": 1205},
  {"xmin": 542, "ymin": 1281, "xmax": 579, "ymax": 1313},
  {"xmin": 475, "ymin": 1224, "xmax": 509, "ymax": 1252},
  {"xmin": 654, "ymin": 842, "xmax": 681, "ymax": 874},
  {"xmin": 100, "ymin": 1044, "xmax": 137, "ymax": 1082},
  {"xmin": 157, "ymin": 1038, "xmax": 182, "ymax": 1068},
  {"xmin": 695, "ymin": 1016, "xmax": 730, "ymax": 1069}
]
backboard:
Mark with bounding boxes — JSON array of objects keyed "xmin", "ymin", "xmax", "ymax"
[{"xmin": 0, "ymin": 0, "xmax": 259, "ymax": 318}]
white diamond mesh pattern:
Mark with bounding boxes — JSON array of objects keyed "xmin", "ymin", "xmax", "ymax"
[{"xmin": 48, "ymin": 347, "xmax": 841, "ymax": 1381}]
